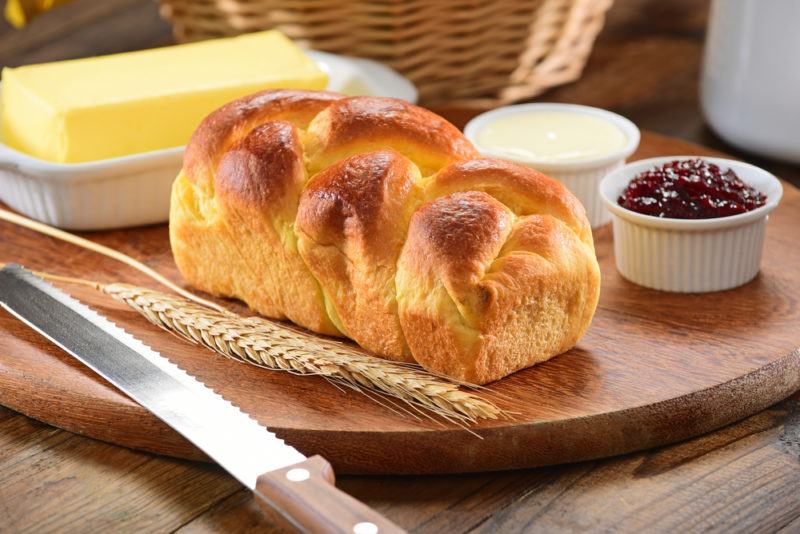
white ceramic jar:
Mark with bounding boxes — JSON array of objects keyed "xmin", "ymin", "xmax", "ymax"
[
  {"xmin": 600, "ymin": 156, "xmax": 783, "ymax": 293},
  {"xmin": 701, "ymin": 0, "xmax": 800, "ymax": 163},
  {"xmin": 464, "ymin": 103, "xmax": 640, "ymax": 229}
]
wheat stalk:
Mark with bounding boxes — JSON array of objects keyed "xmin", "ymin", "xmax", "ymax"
[{"xmin": 97, "ymin": 282, "xmax": 504, "ymax": 423}]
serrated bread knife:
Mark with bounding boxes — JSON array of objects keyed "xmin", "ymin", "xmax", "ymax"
[{"xmin": 0, "ymin": 264, "xmax": 403, "ymax": 534}]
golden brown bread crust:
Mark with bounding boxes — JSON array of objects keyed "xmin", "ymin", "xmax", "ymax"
[
  {"xmin": 427, "ymin": 157, "xmax": 593, "ymax": 244},
  {"xmin": 304, "ymin": 96, "xmax": 478, "ymax": 176},
  {"xmin": 171, "ymin": 89, "xmax": 601, "ymax": 383},
  {"xmin": 184, "ymin": 89, "xmax": 344, "ymax": 191},
  {"xmin": 296, "ymin": 150, "xmax": 422, "ymax": 361},
  {"xmin": 397, "ymin": 191, "xmax": 599, "ymax": 383},
  {"xmin": 173, "ymin": 97, "xmax": 342, "ymax": 334}
]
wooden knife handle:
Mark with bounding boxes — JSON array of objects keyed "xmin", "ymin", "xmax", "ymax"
[{"xmin": 255, "ymin": 455, "xmax": 406, "ymax": 534}]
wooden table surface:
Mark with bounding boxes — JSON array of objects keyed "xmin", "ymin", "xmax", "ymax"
[{"xmin": 1, "ymin": 1, "xmax": 799, "ymax": 532}]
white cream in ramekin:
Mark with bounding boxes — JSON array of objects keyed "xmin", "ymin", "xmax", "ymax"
[
  {"xmin": 599, "ymin": 156, "xmax": 783, "ymax": 293},
  {"xmin": 464, "ymin": 103, "xmax": 640, "ymax": 228}
]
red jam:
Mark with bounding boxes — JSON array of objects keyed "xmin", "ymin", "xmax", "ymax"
[{"xmin": 618, "ymin": 159, "xmax": 766, "ymax": 219}]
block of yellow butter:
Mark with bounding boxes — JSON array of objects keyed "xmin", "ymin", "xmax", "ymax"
[{"xmin": 1, "ymin": 31, "xmax": 327, "ymax": 163}]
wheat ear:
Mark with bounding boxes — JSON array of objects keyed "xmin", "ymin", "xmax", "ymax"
[{"xmin": 99, "ymin": 283, "xmax": 504, "ymax": 423}]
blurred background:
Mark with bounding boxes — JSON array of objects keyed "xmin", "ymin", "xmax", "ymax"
[{"xmin": 2, "ymin": 0, "xmax": 797, "ymax": 187}]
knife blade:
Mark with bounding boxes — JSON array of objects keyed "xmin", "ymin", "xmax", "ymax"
[{"xmin": 0, "ymin": 264, "xmax": 403, "ymax": 534}]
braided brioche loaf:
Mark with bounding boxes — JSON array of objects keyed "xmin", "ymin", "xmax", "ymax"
[{"xmin": 170, "ymin": 90, "xmax": 600, "ymax": 384}]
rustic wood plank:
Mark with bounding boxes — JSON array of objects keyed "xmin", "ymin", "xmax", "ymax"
[
  {"xmin": 470, "ymin": 398, "xmax": 800, "ymax": 533},
  {"xmin": 0, "ymin": 427, "xmax": 241, "ymax": 533},
  {"xmin": 0, "ymin": 414, "xmax": 72, "ymax": 466},
  {"xmin": 343, "ymin": 467, "xmax": 591, "ymax": 533},
  {"xmin": 0, "ymin": 405, "xmax": 16, "ymax": 423},
  {"xmin": 176, "ymin": 489, "xmax": 282, "ymax": 534},
  {"xmin": 778, "ymin": 516, "xmax": 800, "ymax": 534}
]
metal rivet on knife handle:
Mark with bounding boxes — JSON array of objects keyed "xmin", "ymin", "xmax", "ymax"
[{"xmin": 255, "ymin": 455, "xmax": 404, "ymax": 534}]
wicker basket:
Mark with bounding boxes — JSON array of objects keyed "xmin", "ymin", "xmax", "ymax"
[{"xmin": 157, "ymin": 0, "xmax": 613, "ymax": 107}]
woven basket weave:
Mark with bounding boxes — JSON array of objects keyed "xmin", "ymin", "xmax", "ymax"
[{"xmin": 158, "ymin": 0, "xmax": 613, "ymax": 106}]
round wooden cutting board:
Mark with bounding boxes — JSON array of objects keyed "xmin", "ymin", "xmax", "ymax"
[{"xmin": 0, "ymin": 131, "xmax": 798, "ymax": 475}]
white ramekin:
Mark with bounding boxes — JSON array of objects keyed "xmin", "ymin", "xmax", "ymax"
[
  {"xmin": 464, "ymin": 103, "xmax": 640, "ymax": 228},
  {"xmin": 599, "ymin": 156, "xmax": 783, "ymax": 293},
  {"xmin": 0, "ymin": 51, "xmax": 418, "ymax": 230}
]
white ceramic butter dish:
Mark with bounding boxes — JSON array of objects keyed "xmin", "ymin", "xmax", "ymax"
[
  {"xmin": 599, "ymin": 156, "xmax": 783, "ymax": 293},
  {"xmin": 0, "ymin": 51, "xmax": 418, "ymax": 230}
]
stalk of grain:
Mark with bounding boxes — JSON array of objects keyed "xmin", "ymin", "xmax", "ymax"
[{"xmin": 99, "ymin": 283, "xmax": 503, "ymax": 423}]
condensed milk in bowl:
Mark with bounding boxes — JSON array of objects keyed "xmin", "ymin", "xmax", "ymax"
[{"xmin": 464, "ymin": 103, "xmax": 640, "ymax": 228}]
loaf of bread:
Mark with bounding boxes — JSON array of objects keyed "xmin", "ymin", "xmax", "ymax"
[{"xmin": 170, "ymin": 90, "xmax": 600, "ymax": 384}]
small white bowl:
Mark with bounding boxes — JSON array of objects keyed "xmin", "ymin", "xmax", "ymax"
[
  {"xmin": 464, "ymin": 103, "xmax": 640, "ymax": 228},
  {"xmin": 599, "ymin": 156, "xmax": 783, "ymax": 293}
]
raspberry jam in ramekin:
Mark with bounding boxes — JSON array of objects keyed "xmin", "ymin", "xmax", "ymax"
[
  {"xmin": 600, "ymin": 156, "xmax": 783, "ymax": 292},
  {"xmin": 618, "ymin": 158, "xmax": 766, "ymax": 219}
]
